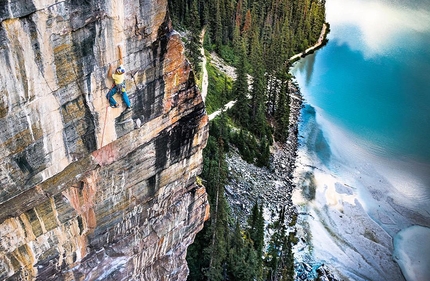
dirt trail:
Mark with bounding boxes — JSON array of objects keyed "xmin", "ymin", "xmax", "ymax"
[
  {"xmin": 200, "ymin": 28, "xmax": 208, "ymax": 102},
  {"xmin": 205, "ymin": 52, "xmax": 237, "ymax": 120}
]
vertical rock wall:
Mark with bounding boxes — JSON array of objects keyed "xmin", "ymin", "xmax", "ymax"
[{"xmin": 0, "ymin": 0, "xmax": 209, "ymax": 280}]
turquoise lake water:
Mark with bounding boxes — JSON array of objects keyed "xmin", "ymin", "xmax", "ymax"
[
  {"xmin": 295, "ymin": 1, "xmax": 430, "ymax": 164},
  {"xmin": 292, "ymin": 0, "xmax": 430, "ymax": 280}
]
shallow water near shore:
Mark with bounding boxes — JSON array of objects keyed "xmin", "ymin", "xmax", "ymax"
[{"xmin": 291, "ymin": 0, "xmax": 430, "ymax": 280}]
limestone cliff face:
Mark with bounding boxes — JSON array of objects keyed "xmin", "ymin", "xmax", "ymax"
[{"xmin": 0, "ymin": 0, "xmax": 209, "ymax": 280}]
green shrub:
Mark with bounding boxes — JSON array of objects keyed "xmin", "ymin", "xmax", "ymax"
[
  {"xmin": 218, "ymin": 44, "xmax": 238, "ymax": 65},
  {"xmin": 205, "ymin": 62, "xmax": 233, "ymax": 114}
]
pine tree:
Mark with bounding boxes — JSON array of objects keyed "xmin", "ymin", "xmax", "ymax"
[
  {"xmin": 264, "ymin": 206, "xmax": 295, "ymax": 281},
  {"xmin": 228, "ymin": 220, "xmax": 259, "ymax": 281},
  {"xmin": 256, "ymin": 137, "xmax": 270, "ymax": 167},
  {"xmin": 203, "ymin": 136, "xmax": 230, "ymax": 281},
  {"xmin": 274, "ymin": 68, "xmax": 290, "ymax": 143},
  {"xmin": 188, "ymin": 134, "xmax": 230, "ymax": 281},
  {"xmin": 185, "ymin": 0, "xmax": 202, "ymax": 73},
  {"xmin": 249, "ymin": 28, "xmax": 268, "ymax": 138},
  {"xmin": 247, "ymin": 202, "xmax": 265, "ymax": 278},
  {"xmin": 212, "ymin": 0, "xmax": 223, "ymax": 51},
  {"xmin": 232, "ymin": 45, "xmax": 250, "ymax": 127}
]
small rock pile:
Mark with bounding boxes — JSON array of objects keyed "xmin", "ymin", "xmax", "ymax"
[
  {"xmin": 295, "ymin": 262, "xmax": 340, "ymax": 281},
  {"xmin": 225, "ymin": 147, "xmax": 296, "ymax": 224}
]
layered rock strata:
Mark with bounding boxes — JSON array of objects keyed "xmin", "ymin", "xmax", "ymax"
[{"xmin": 0, "ymin": 0, "xmax": 209, "ymax": 280}]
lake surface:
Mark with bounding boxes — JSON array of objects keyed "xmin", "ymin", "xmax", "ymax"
[{"xmin": 291, "ymin": 0, "xmax": 430, "ymax": 280}]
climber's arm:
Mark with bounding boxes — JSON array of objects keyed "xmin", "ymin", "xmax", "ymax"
[{"xmin": 118, "ymin": 45, "xmax": 123, "ymax": 65}]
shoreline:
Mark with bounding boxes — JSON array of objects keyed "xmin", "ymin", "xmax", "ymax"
[
  {"xmin": 275, "ymin": 20, "xmax": 331, "ymax": 203},
  {"xmin": 285, "ymin": 22, "xmax": 344, "ymax": 280},
  {"xmin": 289, "ymin": 22, "xmax": 330, "ymax": 64}
]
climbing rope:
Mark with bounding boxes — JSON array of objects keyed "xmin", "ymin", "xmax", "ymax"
[{"xmin": 100, "ymin": 105, "xmax": 110, "ymax": 148}]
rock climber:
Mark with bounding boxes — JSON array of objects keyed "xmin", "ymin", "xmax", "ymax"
[{"xmin": 106, "ymin": 45, "xmax": 131, "ymax": 110}]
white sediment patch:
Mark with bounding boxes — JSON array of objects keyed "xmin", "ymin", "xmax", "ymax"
[
  {"xmin": 393, "ymin": 225, "xmax": 430, "ymax": 281},
  {"xmin": 313, "ymin": 169, "xmax": 357, "ymax": 209},
  {"xmin": 314, "ymin": 112, "xmax": 430, "ymax": 222},
  {"xmin": 293, "ymin": 110, "xmax": 426, "ymax": 280}
]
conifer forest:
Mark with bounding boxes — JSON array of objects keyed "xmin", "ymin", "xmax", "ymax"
[{"xmin": 168, "ymin": 0, "xmax": 326, "ymax": 280}]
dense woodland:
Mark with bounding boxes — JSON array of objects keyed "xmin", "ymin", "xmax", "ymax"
[{"xmin": 168, "ymin": 0, "xmax": 326, "ymax": 280}]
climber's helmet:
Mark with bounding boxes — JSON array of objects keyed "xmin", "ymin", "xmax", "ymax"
[{"xmin": 116, "ymin": 66, "xmax": 125, "ymax": 74}]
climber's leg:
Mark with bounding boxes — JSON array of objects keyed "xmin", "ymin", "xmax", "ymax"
[
  {"xmin": 106, "ymin": 86, "xmax": 118, "ymax": 107},
  {"xmin": 120, "ymin": 84, "xmax": 131, "ymax": 108}
]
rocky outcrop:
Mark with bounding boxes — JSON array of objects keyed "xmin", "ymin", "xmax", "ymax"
[{"xmin": 0, "ymin": 0, "xmax": 209, "ymax": 280}]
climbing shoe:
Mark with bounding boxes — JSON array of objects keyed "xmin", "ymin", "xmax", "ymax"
[{"xmin": 111, "ymin": 104, "xmax": 119, "ymax": 108}]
